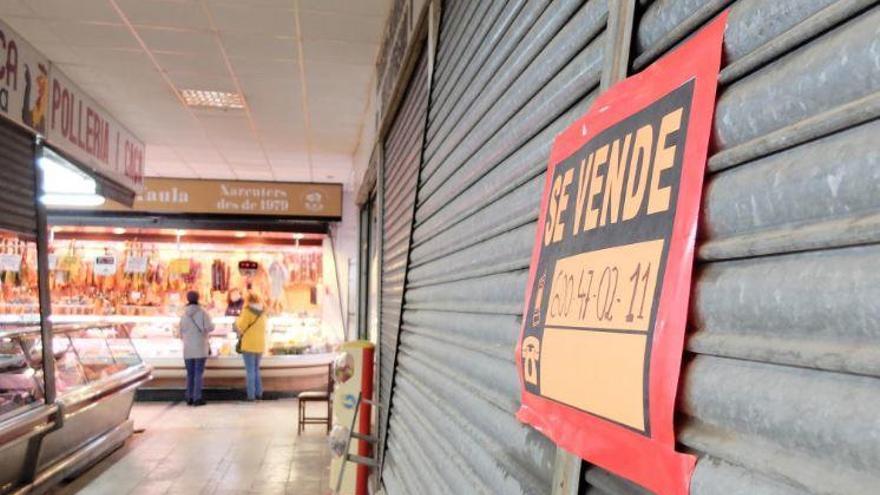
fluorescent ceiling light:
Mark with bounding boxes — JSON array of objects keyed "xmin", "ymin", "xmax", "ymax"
[
  {"xmin": 180, "ymin": 89, "xmax": 245, "ymax": 109},
  {"xmin": 38, "ymin": 150, "xmax": 106, "ymax": 207},
  {"xmin": 39, "ymin": 156, "xmax": 97, "ymax": 195}
]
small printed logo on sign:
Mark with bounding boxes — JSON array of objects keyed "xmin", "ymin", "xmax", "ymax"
[
  {"xmin": 522, "ymin": 336, "xmax": 541, "ymax": 386},
  {"xmin": 303, "ymin": 191, "xmax": 324, "ymax": 212}
]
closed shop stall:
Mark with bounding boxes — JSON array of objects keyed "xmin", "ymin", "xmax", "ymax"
[
  {"xmin": 369, "ymin": 0, "xmax": 880, "ymax": 494},
  {"xmin": 382, "ymin": 1, "xmax": 608, "ymax": 493},
  {"xmin": 0, "ymin": 123, "xmax": 38, "ymax": 236},
  {"xmin": 626, "ymin": 1, "xmax": 880, "ymax": 494},
  {"xmin": 379, "ymin": 48, "xmax": 429, "ymax": 467}
]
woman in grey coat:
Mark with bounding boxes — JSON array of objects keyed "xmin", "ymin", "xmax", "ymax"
[{"xmin": 179, "ymin": 291, "xmax": 215, "ymax": 406}]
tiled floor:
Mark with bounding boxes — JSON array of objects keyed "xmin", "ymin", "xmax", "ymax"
[{"xmin": 50, "ymin": 400, "xmax": 332, "ymax": 495}]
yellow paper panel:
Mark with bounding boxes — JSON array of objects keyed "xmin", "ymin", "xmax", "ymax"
[{"xmin": 540, "ymin": 327, "xmax": 647, "ymax": 430}]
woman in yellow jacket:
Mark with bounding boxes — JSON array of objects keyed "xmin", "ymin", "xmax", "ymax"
[{"xmin": 235, "ymin": 293, "xmax": 268, "ymax": 401}]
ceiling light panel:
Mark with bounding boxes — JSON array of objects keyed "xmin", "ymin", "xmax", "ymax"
[{"xmin": 181, "ymin": 89, "xmax": 246, "ymax": 109}]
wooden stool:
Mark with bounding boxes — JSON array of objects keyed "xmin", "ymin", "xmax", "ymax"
[{"xmin": 298, "ymin": 363, "xmax": 333, "ymax": 434}]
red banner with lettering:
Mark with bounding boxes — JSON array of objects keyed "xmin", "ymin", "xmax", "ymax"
[
  {"xmin": 515, "ymin": 14, "xmax": 727, "ymax": 495},
  {"xmin": 49, "ymin": 68, "xmax": 144, "ymax": 190}
]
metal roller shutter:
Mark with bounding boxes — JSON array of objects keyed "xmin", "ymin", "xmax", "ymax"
[
  {"xmin": 379, "ymin": 49, "xmax": 429, "ymax": 467},
  {"xmin": 381, "ymin": 1, "xmax": 609, "ymax": 493},
  {"xmin": 379, "ymin": 0, "xmax": 879, "ymax": 493},
  {"xmin": 0, "ymin": 122, "xmax": 37, "ymax": 236},
  {"xmin": 582, "ymin": 1, "xmax": 880, "ymax": 494}
]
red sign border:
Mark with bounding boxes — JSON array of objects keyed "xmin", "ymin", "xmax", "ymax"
[{"xmin": 515, "ymin": 13, "xmax": 728, "ymax": 495}]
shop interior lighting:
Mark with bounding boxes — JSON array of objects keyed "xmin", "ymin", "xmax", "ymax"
[
  {"xmin": 180, "ymin": 89, "xmax": 245, "ymax": 109},
  {"xmin": 234, "ymin": 231, "xmax": 247, "ymax": 238},
  {"xmin": 40, "ymin": 193, "xmax": 105, "ymax": 207},
  {"xmin": 113, "ymin": 228, "xmax": 127, "ymax": 235},
  {"xmin": 292, "ymin": 233, "xmax": 305, "ymax": 240},
  {"xmin": 38, "ymin": 151, "xmax": 105, "ymax": 207}
]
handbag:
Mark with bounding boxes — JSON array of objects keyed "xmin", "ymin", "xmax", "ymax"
[{"xmin": 235, "ymin": 313, "xmax": 263, "ymax": 354}]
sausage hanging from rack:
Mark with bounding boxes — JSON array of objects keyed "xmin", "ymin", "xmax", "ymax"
[{"xmin": 211, "ymin": 259, "xmax": 230, "ymax": 291}]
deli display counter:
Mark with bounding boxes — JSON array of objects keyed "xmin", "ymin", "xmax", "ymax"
[
  {"xmin": 26, "ymin": 314, "xmax": 336, "ymax": 394},
  {"xmin": 0, "ymin": 323, "xmax": 150, "ymax": 494},
  {"xmin": 34, "ymin": 228, "xmax": 342, "ymax": 395},
  {"xmin": 130, "ymin": 314, "xmax": 334, "ymax": 393}
]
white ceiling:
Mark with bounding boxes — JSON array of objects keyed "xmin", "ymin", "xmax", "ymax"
[{"xmin": 0, "ymin": 0, "xmax": 390, "ymax": 186}]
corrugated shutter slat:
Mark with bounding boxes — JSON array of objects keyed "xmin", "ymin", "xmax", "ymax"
[
  {"xmin": 382, "ymin": 1, "xmax": 607, "ymax": 493},
  {"xmin": 379, "ymin": 50, "xmax": 430, "ymax": 466},
  {"xmin": 381, "ymin": 0, "xmax": 880, "ymax": 493},
  {"xmin": 0, "ymin": 122, "xmax": 37, "ymax": 235},
  {"xmin": 591, "ymin": 1, "xmax": 880, "ymax": 493}
]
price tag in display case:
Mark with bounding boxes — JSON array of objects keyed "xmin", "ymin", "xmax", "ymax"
[
  {"xmin": 238, "ymin": 260, "xmax": 259, "ymax": 277},
  {"xmin": 125, "ymin": 256, "xmax": 149, "ymax": 274},
  {"xmin": 47, "ymin": 254, "xmax": 58, "ymax": 270},
  {"xmin": 169, "ymin": 258, "xmax": 192, "ymax": 275},
  {"xmin": 59, "ymin": 255, "xmax": 80, "ymax": 271},
  {"xmin": 94, "ymin": 256, "xmax": 118, "ymax": 276},
  {"xmin": 0, "ymin": 254, "xmax": 22, "ymax": 272}
]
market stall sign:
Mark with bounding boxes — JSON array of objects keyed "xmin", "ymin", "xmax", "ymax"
[
  {"xmin": 96, "ymin": 178, "xmax": 342, "ymax": 219},
  {"xmin": 0, "ymin": 20, "xmax": 145, "ymax": 192},
  {"xmin": 93, "ymin": 256, "xmax": 117, "ymax": 276},
  {"xmin": 48, "ymin": 69, "xmax": 145, "ymax": 191},
  {"xmin": 0, "ymin": 254, "xmax": 22, "ymax": 272},
  {"xmin": 169, "ymin": 259, "xmax": 192, "ymax": 276},
  {"xmin": 0, "ymin": 20, "xmax": 51, "ymax": 136},
  {"xmin": 59, "ymin": 255, "xmax": 80, "ymax": 271},
  {"xmin": 238, "ymin": 260, "xmax": 259, "ymax": 276},
  {"xmin": 515, "ymin": 14, "xmax": 727, "ymax": 495},
  {"xmin": 124, "ymin": 256, "xmax": 149, "ymax": 274}
]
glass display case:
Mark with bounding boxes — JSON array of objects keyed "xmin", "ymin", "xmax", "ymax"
[
  {"xmin": 0, "ymin": 328, "xmax": 43, "ymax": 417},
  {"xmin": 124, "ymin": 315, "xmax": 331, "ymax": 359},
  {"xmin": 0, "ymin": 322, "xmax": 150, "ymax": 495},
  {"xmin": 2, "ymin": 315, "xmax": 333, "ymax": 394},
  {"xmin": 102, "ymin": 315, "xmax": 335, "ymax": 393},
  {"xmin": 0, "ymin": 323, "xmax": 145, "ymax": 408}
]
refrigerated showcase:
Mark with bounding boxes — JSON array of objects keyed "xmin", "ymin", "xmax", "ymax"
[
  {"xmin": 0, "ymin": 323, "xmax": 150, "ymax": 494},
  {"xmin": 19, "ymin": 315, "xmax": 337, "ymax": 394},
  {"xmin": 126, "ymin": 315, "xmax": 334, "ymax": 393}
]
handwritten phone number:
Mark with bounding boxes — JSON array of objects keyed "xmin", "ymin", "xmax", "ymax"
[{"xmin": 543, "ymin": 240, "xmax": 663, "ymax": 332}]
